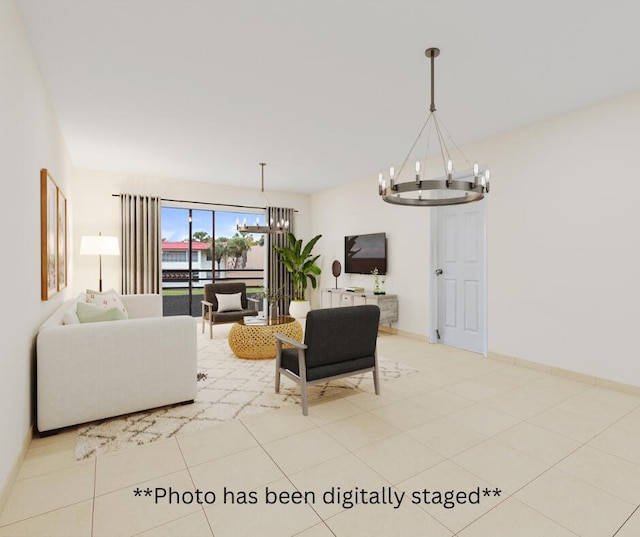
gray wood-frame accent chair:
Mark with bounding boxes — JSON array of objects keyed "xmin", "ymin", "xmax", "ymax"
[
  {"xmin": 274, "ymin": 305, "xmax": 381, "ymax": 415},
  {"xmin": 201, "ymin": 282, "xmax": 259, "ymax": 338}
]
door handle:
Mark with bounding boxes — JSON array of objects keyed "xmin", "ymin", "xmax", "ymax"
[{"xmin": 435, "ymin": 269, "xmax": 443, "ymax": 275}]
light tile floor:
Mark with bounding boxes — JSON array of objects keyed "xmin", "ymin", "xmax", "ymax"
[{"xmin": 2, "ymin": 331, "xmax": 640, "ymax": 536}]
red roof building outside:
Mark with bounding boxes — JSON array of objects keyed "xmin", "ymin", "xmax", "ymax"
[{"xmin": 162, "ymin": 241, "xmax": 210, "ymax": 251}]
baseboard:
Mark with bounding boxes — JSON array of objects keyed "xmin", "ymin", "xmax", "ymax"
[
  {"xmin": 384, "ymin": 332, "xmax": 640, "ymax": 396},
  {"xmin": 0, "ymin": 425, "xmax": 32, "ymax": 514},
  {"xmin": 488, "ymin": 352, "xmax": 640, "ymax": 396},
  {"xmin": 379, "ymin": 325, "xmax": 429, "ymax": 342}
]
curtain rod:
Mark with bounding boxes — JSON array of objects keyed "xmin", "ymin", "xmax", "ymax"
[{"xmin": 111, "ymin": 194, "xmax": 298, "ymax": 212}]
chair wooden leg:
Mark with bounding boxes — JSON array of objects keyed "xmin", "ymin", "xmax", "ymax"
[
  {"xmin": 275, "ymin": 340, "xmax": 282, "ymax": 393},
  {"xmin": 209, "ymin": 318, "xmax": 213, "ymax": 339},
  {"xmin": 373, "ymin": 368, "xmax": 380, "ymax": 395},
  {"xmin": 297, "ymin": 349, "xmax": 309, "ymax": 415},
  {"xmin": 301, "ymin": 382, "xmax": 308, "ymax": 416}
]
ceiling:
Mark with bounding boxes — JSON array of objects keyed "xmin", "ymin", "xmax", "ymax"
[{"xmin": 16, "ymin": 0, "xmax": 640, "ymax": 194}]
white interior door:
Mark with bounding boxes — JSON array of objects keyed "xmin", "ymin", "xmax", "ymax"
[{"xmin": 432, "ymin": 199, "xmax": 487, "ymax": 355}]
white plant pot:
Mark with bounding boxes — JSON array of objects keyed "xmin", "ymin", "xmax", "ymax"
[{"xmin": 288, "ymin": 300, "xmax": 310, "ymax": 320}]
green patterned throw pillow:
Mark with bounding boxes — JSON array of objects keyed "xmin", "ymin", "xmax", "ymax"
[{"xmin": 76, "ymin": 301, "xmax": 127, "ymax": 323}]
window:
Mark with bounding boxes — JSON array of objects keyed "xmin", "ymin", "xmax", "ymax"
[{"xmin": 162, "ymin": 251, "xmax": 187, "ymax": 262}]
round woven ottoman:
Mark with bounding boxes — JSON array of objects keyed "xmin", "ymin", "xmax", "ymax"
[{"xmin": 228, "ymin": 316, "xmax": 303, "ymax": 359}]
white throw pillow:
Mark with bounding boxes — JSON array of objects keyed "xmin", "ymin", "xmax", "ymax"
[
  {"xmin": 216, "ymin": 292, "xmax": 243, "ymax": 312},
  {"xmin": 86, "ymin": 288, "xmax": 128, "ymax": 317}
]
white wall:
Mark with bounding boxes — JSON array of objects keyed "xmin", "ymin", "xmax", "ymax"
[
  {"xmin": 72, "ymin": 168, "xmax": 312, "ymax": 294},
  {"xmin": 310, "ymin": 176, "xmax": 431, "ymax": 335},
  {"xmin": 0, "ymin": 0, "xmax": 74, "ymax": 507},
  {"xmin": 484, "ymin": 90, "xmax": 640, "ymax": 386},
  {"xmin": 311, "ymin": 90, "xmax": 640, "ymax": 388}
]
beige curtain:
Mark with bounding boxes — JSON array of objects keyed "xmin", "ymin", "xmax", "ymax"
[
  {"xmin": 266, "ymin": 207, "xmax": 295, "ymax": 315},
  {"xmin": 120, "ymin": 194, "xmax": 161, "ymax": 294}
]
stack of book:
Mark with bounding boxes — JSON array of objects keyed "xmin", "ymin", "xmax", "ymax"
[{"xmin": 244, "ymin": 316, "xmax": 267, "ymax": 325}]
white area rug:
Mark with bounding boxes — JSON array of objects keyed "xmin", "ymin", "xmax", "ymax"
[{"xmin": 74, "ymin": 326, "xmax": 417, "ymax": 460}]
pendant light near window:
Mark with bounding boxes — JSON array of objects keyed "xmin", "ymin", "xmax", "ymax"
[
  {"xmin": 379, "ymin": 48, "xmax": 491, "ymax": 206},
  {"xmin": 237, "ymin": 162, "xmax": 289, "ymax": 234}
]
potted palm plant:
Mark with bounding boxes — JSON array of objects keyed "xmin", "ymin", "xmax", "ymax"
[{"xmin": 273, "ymin": 232, "xmax": 322, "ymax": 319}]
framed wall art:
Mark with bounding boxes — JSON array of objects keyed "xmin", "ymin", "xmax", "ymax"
[
  {"xmin": 40, "ymin": 168, "xmax": 67, "ymax": 300},
  {"xmin": 57, "ymin": 187, "xmax": 67, "ymax": 290}
]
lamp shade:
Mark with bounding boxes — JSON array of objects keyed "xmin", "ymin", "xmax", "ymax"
[{"xmin": 80, "ymin": 235, "xmax": 120, "ymax": 256}]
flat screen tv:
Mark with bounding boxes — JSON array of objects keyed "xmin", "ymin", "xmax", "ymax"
[{"xmin": 344, "ymin": 232, "xmax": 387, "ymax": 274}]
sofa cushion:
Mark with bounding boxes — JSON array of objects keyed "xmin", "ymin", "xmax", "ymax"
[
  {"xmin": 216, "ymin": 292, "xmax": 243, "ymax": 312},
  {"xmin": 86, "ymin": 288, "xmax": 128, "ymax": 317},
  {"xmin": 62, "ymin": 292, "xmax": 87, "ymax": 325},
  {"xmin": 76, "ymin": 301, "xmax": 128, "ymax": 323},
  {"xmin": 280, "ymin": 349, "xmax": 375, "ymax": 381}
]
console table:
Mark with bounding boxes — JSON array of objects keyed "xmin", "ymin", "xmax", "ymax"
[{"xmin": 320, "ymin": 288, "xmax": 398, "ymax": 326}]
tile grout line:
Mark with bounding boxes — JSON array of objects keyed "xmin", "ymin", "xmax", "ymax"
[
  {"xmin": 612, "ymin": 503, "xmax": 640, "ymax": 536},
  {"xmin": 476, "ymin": 399, "xmax": 640, "ymax": 537},
  {"xmin": 175, "ymin": 436, "xmax": 216, "ymax": 537},
  {"xmin": 238, "ymin": 418, "xmax": 334, "ymax": 534},
  {"xmin": 415, "ymin": 378, "xmax": 591, "ymax": 537}
]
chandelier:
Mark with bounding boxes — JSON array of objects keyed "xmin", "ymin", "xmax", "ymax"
[
  {"xmin": 379, "ymin": 48, "xmax": 490, "ymax": 206},
  {"xmin": 237, "ymin": 162, "xmax": 289, "ymax": 234}
]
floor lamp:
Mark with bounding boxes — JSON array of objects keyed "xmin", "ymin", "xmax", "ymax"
[{"xmin": 80, "ymin": 233, "xmax": 120, "ymax": 292}]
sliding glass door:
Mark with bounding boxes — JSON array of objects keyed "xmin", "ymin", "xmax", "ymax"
[
  {"xmin": 161, "ymin": 206, "xmax": 266, "ymax": 316},
  {"xmin": 161, "ymin": 207, "xmax": 213, "ymax": 316}
]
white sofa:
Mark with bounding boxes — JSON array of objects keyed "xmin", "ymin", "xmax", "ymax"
[{"xmin": 37, "ymin": 294, "xmax": 197, "ymax": 433}]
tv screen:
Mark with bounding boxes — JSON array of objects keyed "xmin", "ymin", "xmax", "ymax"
[{"xmin": 344, "ymin": 233, "xmax": 387, "ymax": 274}]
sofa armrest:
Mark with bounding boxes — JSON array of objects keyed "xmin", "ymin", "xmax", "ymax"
[
  {"xmin": 121, "ymin": 294, "xmax": 162, "ymax": 319},
  {"xmin": 37, "ymin": 315, "xmax": 196, "ymax": 432}
]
